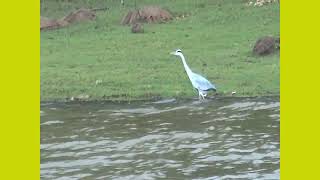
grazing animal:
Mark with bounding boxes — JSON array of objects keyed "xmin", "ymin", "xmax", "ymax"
[
  {"xmin": 131, "ymin": 23, "xmax": 144, "ymax": 33},
  {"xmin": 253, "ymin": 36, "xmax": 279, "ymax": 55},
  {"xmin": 170, "ymin": 49, "xmax": 216, "ymax": 100}
]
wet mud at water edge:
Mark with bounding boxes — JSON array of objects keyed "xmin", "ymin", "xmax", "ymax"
[{"xmin": 41, "ymin": 97, "xmax": 279, "ymax": 179}]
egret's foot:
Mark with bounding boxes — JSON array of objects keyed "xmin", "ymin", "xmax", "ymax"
[{"xmin": 198, "ymin": 91, "xmax": 207, "ymax": 100}]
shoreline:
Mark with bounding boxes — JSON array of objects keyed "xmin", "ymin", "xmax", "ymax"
[{"xmin": 40, "ymin": 94, "xmax": 280, "ymax": 104}]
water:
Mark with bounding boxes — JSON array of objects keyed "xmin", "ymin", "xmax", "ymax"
[{"xmin": 41, "ymin": 97, "xmax": 280, "ymax": 179}]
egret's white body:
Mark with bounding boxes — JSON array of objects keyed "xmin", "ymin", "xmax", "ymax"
[{"xmin": 170, "ymin": 49, "xmax": 216, "ymax": 99}]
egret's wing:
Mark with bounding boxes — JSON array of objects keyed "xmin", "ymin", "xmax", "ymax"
[{"xmin": 191, "ymin": 73, "xmax": 216, "ymax": 91}]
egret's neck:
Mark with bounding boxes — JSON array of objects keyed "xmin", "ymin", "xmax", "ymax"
[{"xmin": 178, "ymin": 54, "xmax": 192, "ymax": 76}]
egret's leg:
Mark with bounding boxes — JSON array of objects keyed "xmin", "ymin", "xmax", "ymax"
[{"xmin": 199, "ymin": 91, "xmax": 206, "ymax": 100}]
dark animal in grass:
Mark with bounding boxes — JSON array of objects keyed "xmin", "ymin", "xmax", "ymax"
[
  {"xmin": 253, "ymin": 36, "xmax": 280, "ymax": 55},
  {"xmin": 131, "ymin": 23, "xmax": 144, "ymax": 33}
]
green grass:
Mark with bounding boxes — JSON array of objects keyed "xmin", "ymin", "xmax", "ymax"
[{"xmin": 41, "ymin": 0, "xmax": 279, "ymax": 101}]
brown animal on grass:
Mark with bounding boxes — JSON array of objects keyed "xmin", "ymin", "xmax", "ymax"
[{"xmin": 253, "ymin": 36, "xmax": 280, "ymax": 55}]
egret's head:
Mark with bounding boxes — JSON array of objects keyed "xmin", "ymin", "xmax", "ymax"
[{"xmin": 170, "ymin": 49, "xmax": 183, "ymax": 56}]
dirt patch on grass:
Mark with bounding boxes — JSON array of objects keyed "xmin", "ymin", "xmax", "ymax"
[
  {"xmin": 41, "ymin": 8, "xmax": 96, "ymax": 31},
  {"xmin": 61, "ymin": 8, "xmax": 96, "ymax": 24},
  {"xmin": 121, "ymin": 6, "xmax": 172, "ymax": 25},
  {"xmin": 41, "ymin": 17, "xmax": 65, "ymax": 30}
]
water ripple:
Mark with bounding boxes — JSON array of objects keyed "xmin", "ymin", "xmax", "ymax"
[{"xmin": 41, "ymin": 97, "xmax": 280, "ymax": 179}]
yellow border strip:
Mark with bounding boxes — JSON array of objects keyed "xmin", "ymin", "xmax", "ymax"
[
  {"xmin": 281, "ymin": 0, "xmax": 320, "ymax": 179},
  {"xmin": 1, "ymin": 0, "xmax": 319, "ymax": 179},
  {"xmin": 0, "ymin": 0, "xmax": 39, "ymax": 179}
]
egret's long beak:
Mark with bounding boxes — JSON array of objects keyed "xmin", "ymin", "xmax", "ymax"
[{"xmin": 170, "ymin": 52, "xmax": 175, "ymax": 55}]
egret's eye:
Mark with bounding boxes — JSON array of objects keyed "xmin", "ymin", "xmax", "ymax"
[{"xmin": 176, "ymin": 50, "xmax": 181, "ymax": 53}]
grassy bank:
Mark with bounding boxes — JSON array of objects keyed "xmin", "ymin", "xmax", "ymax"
[{"xmin": 41, "ymin": 0, "xmax": 279, "ymax": 101}]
